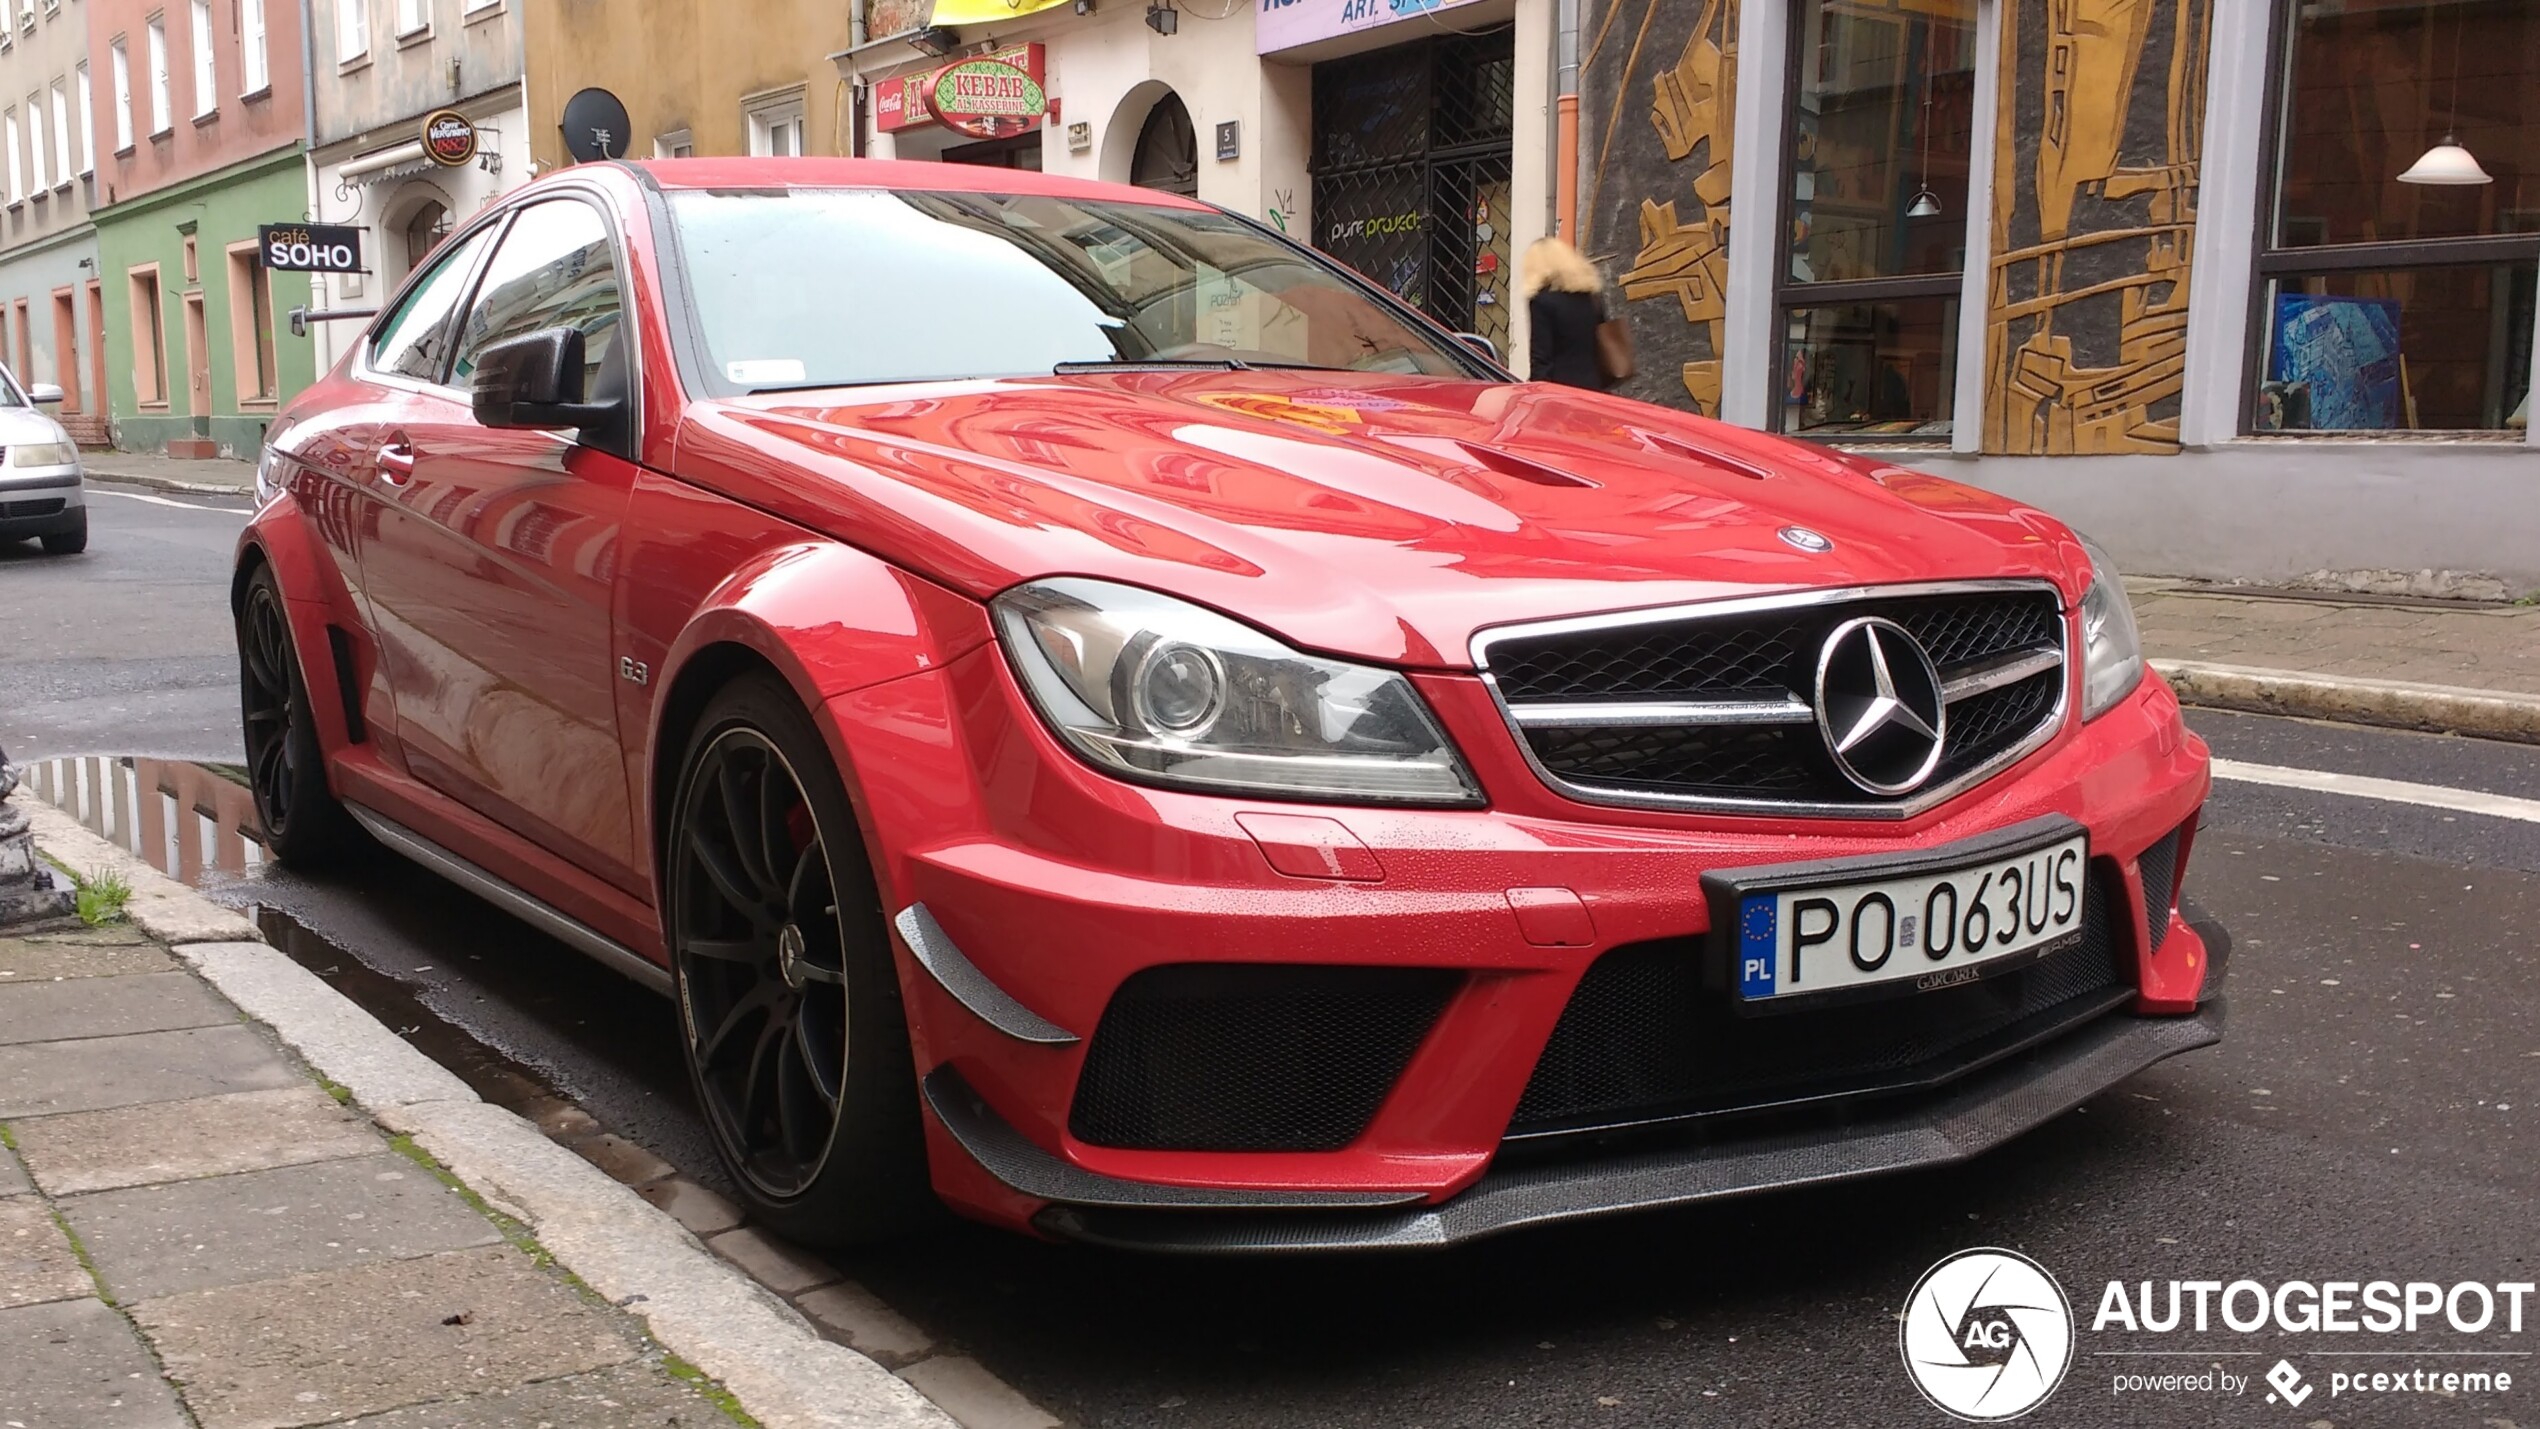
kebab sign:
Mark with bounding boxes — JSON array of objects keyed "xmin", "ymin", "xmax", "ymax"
[{"xmin": 924, "ymin": 54, "xmax": 1046, "ymax": 139}]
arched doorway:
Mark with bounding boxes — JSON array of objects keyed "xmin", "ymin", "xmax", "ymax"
[
  {"xmin": 1130, "ymin": 94, "xmax": 1197, "ymax": 197},
  {"xmin": 399, "ymin": 200, "xmax": 452, "ymax": 283}
]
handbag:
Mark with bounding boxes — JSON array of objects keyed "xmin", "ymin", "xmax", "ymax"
[{"xmin": 1593, "ymin": 298, "xmax": 1637, "ymax": 384}]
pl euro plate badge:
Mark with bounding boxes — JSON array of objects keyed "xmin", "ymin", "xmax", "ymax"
[{"xmin": 1735, "ymin": 833, "xmax": 2088, "ymax": 1007}]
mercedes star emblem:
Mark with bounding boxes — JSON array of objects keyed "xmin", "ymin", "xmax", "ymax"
[
  {"xmin": 1778, "ymin": 525, "xmax": 1834, "ymax": 553},
  {"xmin": 1814, "ymin": 616, "xmax": 1948, "ymax": 795}
]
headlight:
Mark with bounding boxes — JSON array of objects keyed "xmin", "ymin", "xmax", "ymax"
[
  {"xmin": 994, "ymin": 577, "xmax": 1482, "ymax": 806},
  {"xmin": 8, "ymin": 441, "xmax": 76, "ymax": 467},
  {"xmin": 2077, "ymin": 533, "xmax": 2145, "ymax": 720},
  {"xmin": 255, "ymin": 445, "xmax": 288, "ymax": 504}
]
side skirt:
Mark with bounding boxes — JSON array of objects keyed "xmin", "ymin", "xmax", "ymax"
[{"xmin": 345, "ymin": 802, "xmax": 673, "ymax": 997}]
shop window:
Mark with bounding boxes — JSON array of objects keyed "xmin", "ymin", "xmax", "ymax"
[
  {"xmin": 1310, "ymin": 32, "xmax": 1517, "ymax": 357},
  {"xmin": 128, "ymin": 266, "xmax": 166, "ymax": 405},
  {"xmin": 1776, "ymin": 0, "xmax": 1976, "ymax": 439},
  {"xmin": 2253, "ymin": 0, "xmax": 2537, "ymax": 433}
]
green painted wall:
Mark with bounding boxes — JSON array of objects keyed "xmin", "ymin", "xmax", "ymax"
[{"xmin": 93, "ymin": 148, "xmax": 317, "ymax": 457}]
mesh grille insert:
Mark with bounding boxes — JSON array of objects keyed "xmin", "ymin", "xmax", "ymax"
[
  {"xmin": 1070, "ymin": 964, "xmax": 1459, "ymax": 1153},
  {"xmin": 1508, "ymin": 864, "xmax": 2133, "ymax": 1138}
]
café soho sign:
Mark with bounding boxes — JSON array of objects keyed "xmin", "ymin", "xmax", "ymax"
[
  {"xmin": 259, "ymin": 223, "xmax": 363, "ymax": 273},
  {"xmin": 1255, "ymin": 0, "xmax": 1488, "ymax": 54},
  {"xmin": 876, "ymin": 43, "xmax": 1047, "ymax": 139}
]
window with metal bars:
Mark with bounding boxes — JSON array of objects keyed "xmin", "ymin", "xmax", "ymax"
[{"xmin": 1311, "ymin": 32, "xmax": 1516, "ymax": 355}]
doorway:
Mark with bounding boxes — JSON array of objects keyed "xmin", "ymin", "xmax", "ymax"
[
  {"xmin": 1130, "ymin": 93, "xmax": 1198, "ymax": 197},
  {"xmin": 182, "ymin": 292, "xmax": 209, "ymax": 418}
]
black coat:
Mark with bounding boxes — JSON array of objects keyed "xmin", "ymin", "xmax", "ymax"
[{"xmin": 1528, "ymin": 289, "xmax": 1606, "ymax": 389}]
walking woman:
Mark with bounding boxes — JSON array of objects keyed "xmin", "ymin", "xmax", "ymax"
[{"xmin": 1520, "ymin": 237, "xmax": 1622, "ymax": 390}]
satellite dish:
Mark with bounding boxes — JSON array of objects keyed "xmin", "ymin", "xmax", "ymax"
[{"xmin": 560, "ymin": 89, "xmax": 632, "ymax": 164}]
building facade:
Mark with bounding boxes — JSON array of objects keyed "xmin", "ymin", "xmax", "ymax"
[
  {"xmin": 521, "ymin": 0, "xmax": 854, "ymax": 176},
  {"xmin": 1582, "ymin": 0, "xmax": 2539, "ymax": 594},
  {"xmin": 0, "ymin": 0, "xmax": 108, "ymax": 443},
  {"xmin": 837, "ymin": 0, "xmax": 1555, "ymax": 369},
  {"xmin": 303, "ymin": 0, "xmax": 528, "ymax": 373},
  {"xmin": 85, "ymin": 0, "xmax": 311, "ymax": 455}
]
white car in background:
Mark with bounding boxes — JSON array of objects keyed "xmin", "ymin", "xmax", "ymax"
[{"xmin": 0, "ymin": 368, "xmax": 85, "ymax": 555}]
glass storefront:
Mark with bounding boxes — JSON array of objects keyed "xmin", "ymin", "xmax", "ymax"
[
  {"xmin": 2256, "ymin": 0, "xmax": 2538, "ymax": 432},
  {"xmin": 1778, "ymin": 0, "xmax": 1976, "ymax": 438}
]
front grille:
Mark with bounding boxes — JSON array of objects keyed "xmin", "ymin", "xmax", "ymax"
[
  {"xmin": 1482, "ymin": 586, "xmax": 2067, "ymax": 813},
  {"xmin": 0, "ymin": 497, "xmax": 65, "ymax": 519},
  {"xmin": 2136, "ymin": 825, "xmax": 2183, "ymax": 952},
  {"xmin": 1507, "ymin": 865, "xmax": 2132, "ymax": 1139},
  {"xmin": 1069, "ymin": 964, "xmax": 1459, "ymax": 1153}
]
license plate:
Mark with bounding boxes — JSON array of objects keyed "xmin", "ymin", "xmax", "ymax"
[{"xmin": 1718, "ymin": 827, "xmax": 2089, "ymax": 1008}]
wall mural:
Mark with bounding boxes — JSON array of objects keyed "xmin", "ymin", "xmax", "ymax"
[
  {"xmin": 1578, "ymin": 0, "xmax": 1738, "ymax": 417},
  {"xmin": 1984, "ymin": 0, "xmax": 2212, "ymax": 455}
]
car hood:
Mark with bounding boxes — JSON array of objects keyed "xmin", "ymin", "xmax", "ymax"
[
  {"xmin": 688, "ymin": 370, "xmax": 2084, "ymax": 668},
  {"xmin": 0, "ymin": 405, "xmax": 70, "ymax": 446}
]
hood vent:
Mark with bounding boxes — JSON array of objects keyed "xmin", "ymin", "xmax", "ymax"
[
  {"xmin": 1645, "ymin": 432, "xmax": 1773, "ymax": 481},
  {"xmin": 1453, "ymin": 442, "xmax": 1597, "ymax": 489}
]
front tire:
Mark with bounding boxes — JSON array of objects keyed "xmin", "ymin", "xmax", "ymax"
[
  {"xmin": 236, "ymin": 563, "xmax": 359, "ymax": 866},
  {"xmin": 39, "ymin": 510, "xmax": 87, "ymax": 555},
  {"xmin": 665, "ymin": 674, "xmax": 929, "ymax": 1245}
]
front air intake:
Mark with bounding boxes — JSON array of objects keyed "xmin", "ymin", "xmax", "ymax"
[{"xmin": 1069, "ymin": 964, "xmax": 1458, "ymax": 1153}]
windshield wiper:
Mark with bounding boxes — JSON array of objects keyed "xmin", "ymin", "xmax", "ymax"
[{"xmin": 1053, "ymin": 357, "xmax": 1249, "ymax": 374}]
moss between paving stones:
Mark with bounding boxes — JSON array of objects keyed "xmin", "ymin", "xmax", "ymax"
[{"xmin": 383, "ymin": 1133, "xmax": 759, "ymax": 1428}]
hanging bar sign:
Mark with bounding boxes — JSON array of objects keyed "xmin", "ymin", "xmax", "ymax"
[{"xmin": 259, "ymin": 223, "xmax": 365, "ymax": 273}]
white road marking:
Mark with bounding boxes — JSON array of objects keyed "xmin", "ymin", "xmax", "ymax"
[
  {"xmin": 85, "ymin": 486, "xmax": 249, "ymax": 513},
  {"xmin": 2210, "ymin": 757, "xmax": 2540, "ymax": 825}
]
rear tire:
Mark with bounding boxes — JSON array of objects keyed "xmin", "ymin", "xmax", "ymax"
[
  {"xmin": 39, "ymin": 510, "xmax": 86, "ymax": 555},
  {"xmin": 236, "ymin": 563, "xmax": 360, "ymax": 867},
  {"xmin": 664, "ymin": 674, "xmax": 931, "ymax": 1245}
]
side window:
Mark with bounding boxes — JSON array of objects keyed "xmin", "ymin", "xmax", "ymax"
[
  {"xmin": 369, "ymin": 224, "xmax": 495, "ymax": 384},
  {"xmin": 450, "ymin": 200, "xmax": 622, "ymax": 396}
]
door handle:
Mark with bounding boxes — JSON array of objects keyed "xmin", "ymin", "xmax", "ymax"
[{"xmin": 377, "ymin": 439, "xmax": 416, "ymax": 486}]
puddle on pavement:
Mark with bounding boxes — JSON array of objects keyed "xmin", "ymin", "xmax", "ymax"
[
  {"xmin": 19, "ymin": 754, "xmax": 269, "ymax": 885},
  {"xmin": 19, "ymin": 753, "xmax": 582, "ymax": 1127}
]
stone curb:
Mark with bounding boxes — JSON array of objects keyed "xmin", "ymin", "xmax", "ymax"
[
  {"xmin": 2153, "ymin": 659, "xmax": 2540, "ymax": 746},
  {"xmin": 19, "ymin": 804, "xmax": 959, "ymax": 1429},
  {"xmin": 84, "ymin": 469, "xmax": 255, "ymax": 497}
]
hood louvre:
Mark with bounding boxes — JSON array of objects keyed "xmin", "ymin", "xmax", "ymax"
[{"xmin": 1452, "ymin": 441, "xmax": 1597, "ymax": 489}]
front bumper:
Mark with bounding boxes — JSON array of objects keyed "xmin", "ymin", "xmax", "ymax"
[
  {"xmin": 826, "ymin": 641, "xmax": 2222, "ymax": 1242},
  {"xmin": 0, "ymin": 470, "xmax": 83, "ymax": 537},
  {"xmin": 959, "ymin": 992, "xmax": 2225, "ymax": 1252}
]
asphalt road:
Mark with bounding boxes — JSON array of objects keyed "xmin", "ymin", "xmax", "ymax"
[{"xmin": 5, "ymin": 488, "xmax": 2533, "ymax": 1428}]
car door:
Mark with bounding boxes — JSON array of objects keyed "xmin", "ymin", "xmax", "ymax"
[
  {"xmin": 299, "ymin": 220, "xmax": 502, "ymax": 761},
  {"xmin": 359, "ymin": 196, "xmax": 644, "ymax": 891}
]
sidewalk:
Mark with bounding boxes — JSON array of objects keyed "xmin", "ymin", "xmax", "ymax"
[
  {"xmin": 2129, "ymin": 577, "xmax": 2540, "ymax": 743},
  {"xmin": 0, "ymin": 931, "xmax": 736, "ymax": 1426},
  {"xmin": 3, "ymin": 796, "xmax": 954, "ymax": 1429},
  {"xmin": 79, "ymin": 452, "xmax": 255, "ymax": 495}
]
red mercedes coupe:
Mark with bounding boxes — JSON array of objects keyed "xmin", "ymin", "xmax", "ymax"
[{"xmin": 235, "ymin": 159, "xmax": 2222, "ymax": 1250}]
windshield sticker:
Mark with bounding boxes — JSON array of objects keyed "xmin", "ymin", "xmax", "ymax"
[{"xmin": 727, "ymin": 358, "xmax": 808, "ymax": 385}]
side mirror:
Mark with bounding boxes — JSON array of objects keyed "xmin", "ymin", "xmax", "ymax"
[
  {"xmin": 1454, "ymin": 332, "xmax": 1500, "ymax": 364},
  {"xmin": 26, "ymin": 382, "xmax": 63, "ymax": 404},
  {"xmin": 471, "ymin": 326, "xmax": 614, "ymax": 432}
]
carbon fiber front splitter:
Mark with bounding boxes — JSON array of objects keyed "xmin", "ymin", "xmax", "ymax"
[{"xmin": 993, "ymin": 1002, "xmax": 2224, "ymax": 1253}]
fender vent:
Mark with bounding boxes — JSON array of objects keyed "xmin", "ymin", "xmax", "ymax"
[{"xmin": 326, "ymin": 625, "xmax": 367, "ymax": 743}]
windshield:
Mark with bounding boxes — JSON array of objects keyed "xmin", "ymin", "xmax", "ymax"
[{"xmin": 665, "ymin": 188, "xmax": 1476, "ymax": 392}]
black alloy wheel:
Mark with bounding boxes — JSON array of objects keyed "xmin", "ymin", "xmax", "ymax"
[
  {"xmin": 667, "ymin": 676, "xmax": 927, "ymax": 1242},
  {"xmin": 235, "ymin": 564, "xmax": 356, "ymax": 866}
]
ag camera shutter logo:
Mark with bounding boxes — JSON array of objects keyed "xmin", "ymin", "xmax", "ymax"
[{"xmin": 1901, "ymin": 1248, "xmax": 2075, "ymax": 1421}]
